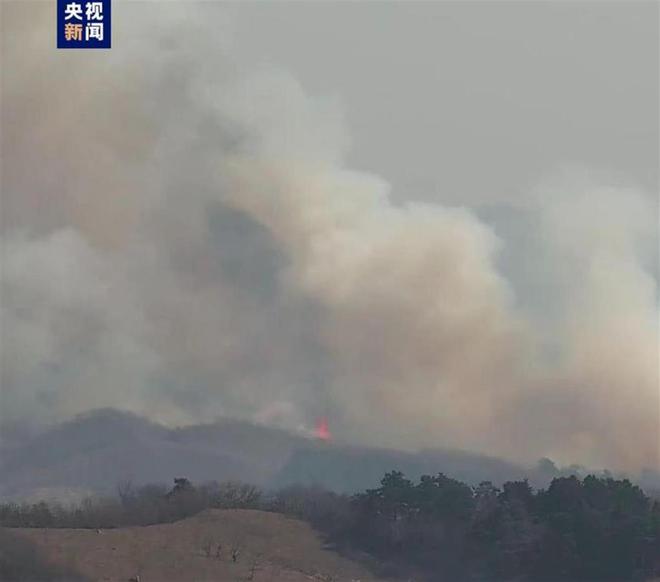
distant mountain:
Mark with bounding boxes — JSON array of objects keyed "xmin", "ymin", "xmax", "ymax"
[
  {"xmin": 0, "ymin": 409, "xmax": 303, "ymax": 500},
  {"xmin": 272, "ymin": 444, "xmax": 529, "ymax": 493},
  {"xmin": 4, "ymin": 408, "xmax": 655, "ymax": 501}
]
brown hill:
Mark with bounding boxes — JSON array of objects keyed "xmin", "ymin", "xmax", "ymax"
[{"xmin": 4, "ymin": 509, "xmax": 388, "ymax": 582}]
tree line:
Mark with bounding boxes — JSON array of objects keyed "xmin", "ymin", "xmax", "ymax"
[
  {"xmin": 1, "ymin": 472, "xmax": 658, "ymax": 581},
  {"xmin": 348, "ymin": 471, "xmax": 660, "ymax": 581},
  {"xmin": 0, "ymin": 478, "xmax": 262, "ymax": 529}
]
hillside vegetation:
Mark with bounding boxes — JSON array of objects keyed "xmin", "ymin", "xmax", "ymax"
[{"xmin": 2, "ymin": 472, "xmax": 659, "ymax": 581}]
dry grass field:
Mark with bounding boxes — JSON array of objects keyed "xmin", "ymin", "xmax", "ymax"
[{"xmin": 5, "ymin": 509, "xmax": 387, "ymax": 582}]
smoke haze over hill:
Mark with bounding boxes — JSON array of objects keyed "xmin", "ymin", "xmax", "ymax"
[{"xmin": 1, "ymin": 2, "xmax": 658, "ymax": 472}]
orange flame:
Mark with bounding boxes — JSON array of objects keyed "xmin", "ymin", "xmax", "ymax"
[{"xmin": 314, "ymin": 417, "xmax": 332, "ymax": 441}]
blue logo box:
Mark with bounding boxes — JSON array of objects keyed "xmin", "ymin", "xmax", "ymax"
[{"xmin": 57, "ymin": 0, "xmax": 111, "ymax": 49}]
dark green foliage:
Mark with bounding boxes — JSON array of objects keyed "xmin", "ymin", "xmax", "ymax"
[
  {"xmin": 346, "ymin": 472, "xmax": 660, "ymax": 581},
  {"xmin": 350, "ymin": 472, "xmax": 477, "ymax": 578},
  {"xmin": 531, "ymin": 476, "xmax": 657, "ymax": 580}
]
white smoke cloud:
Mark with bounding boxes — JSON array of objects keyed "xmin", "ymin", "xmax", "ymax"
[
  {"xmin": 522, "ymin": 177, "xmax": 659, "ymax": 469},
  {"xmin": 1, "ymin": 2, "xmax": 657, "ymax": 471}
]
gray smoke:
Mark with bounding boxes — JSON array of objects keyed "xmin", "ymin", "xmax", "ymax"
[{"xmin": 1, "ymin": 2, "xmax": 657, "ymax": 471}]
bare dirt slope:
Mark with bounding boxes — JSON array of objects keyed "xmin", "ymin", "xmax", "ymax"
[{"xmin": 6, "ymin": 509, "xmax": 386, "ymax": 582}]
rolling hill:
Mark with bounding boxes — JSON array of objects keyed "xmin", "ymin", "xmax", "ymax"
[{"xmin": 4, "ymin": 508, "xmax": 387, "ymax": 581}]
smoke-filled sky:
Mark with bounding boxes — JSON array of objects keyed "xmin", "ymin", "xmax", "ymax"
[{"xmin": 1, "ymin": 1, "xmax": 658, "ymax": 472}]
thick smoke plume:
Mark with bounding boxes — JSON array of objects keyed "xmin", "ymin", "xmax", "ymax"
[{"xmin": 1, "ymin": 3, "xmax": 657, "ymax": 471}]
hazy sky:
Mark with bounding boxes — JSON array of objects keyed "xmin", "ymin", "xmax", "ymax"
[
  {"xmin": 1, "ymin": 1, "xmax": 658, "ymax": 472},
  {"xmin": 231, "ymin": 1, "xmax": 658, "ymax": 205}
]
